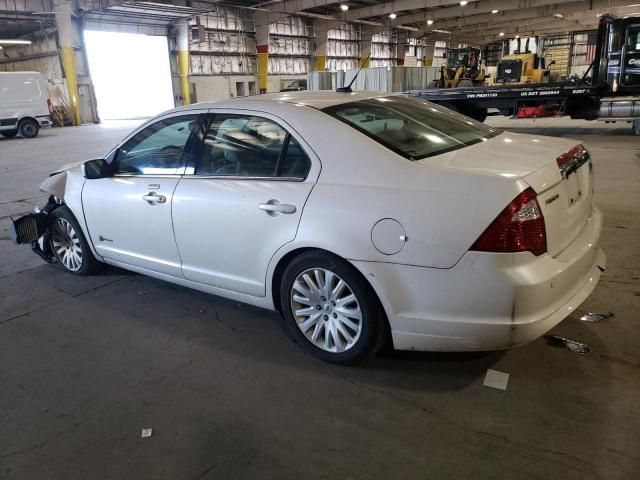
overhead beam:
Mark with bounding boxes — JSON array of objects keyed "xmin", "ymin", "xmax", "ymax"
[
  {"xmin": 344, "ymin": 0, "xmax": 464, "ymax": 22},
  {"xmin": 422, "ymin": 0, "xmax": 638, "ymax": 31},
  {"xmin": 392, "ymin": 0, "xmax": 579, "ymax": 28},
  {"xmin": 441, "ymin": 2, "xmax": 640, "ymax": 44},
  {"xmin": 448, "ymin": 20, "xmax": 600, "ymax": 44}
]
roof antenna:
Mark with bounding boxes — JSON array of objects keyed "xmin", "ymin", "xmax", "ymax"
[{"xmin": 336, "ymin": 54, "xmax": 371, "ymax": 92}]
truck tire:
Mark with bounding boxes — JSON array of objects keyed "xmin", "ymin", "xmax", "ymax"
[{"xmin": 18, "ymin": 118, "xmax": 40, "ymax": 138}]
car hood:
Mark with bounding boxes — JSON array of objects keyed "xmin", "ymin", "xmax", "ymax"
[
  {"xmin": 416, "ymin": 130, "xmax": 580, "ymax": 192},
  {"xmin": 49, "ymin": 160, "xmax": 86, "ymax": 177}
]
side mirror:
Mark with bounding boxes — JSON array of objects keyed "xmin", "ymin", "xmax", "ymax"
[{"xmin": 82, "ymin": 158, "xmax": 110, "ymax": 179}]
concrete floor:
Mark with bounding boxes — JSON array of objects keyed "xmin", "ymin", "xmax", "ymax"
[{"xmin": 1, "ymin": 117, "xmax": 639, "ymax": 480}]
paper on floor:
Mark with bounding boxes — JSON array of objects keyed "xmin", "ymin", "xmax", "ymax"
[{"xmin": 483, "ymin": 369, "xmax": 510, "ymax": 390}]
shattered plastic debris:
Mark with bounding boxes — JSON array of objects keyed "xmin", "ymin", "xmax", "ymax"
[
  {"xmin": 544, "ymin": 335, "xmax": 591, "ymax": 354},
  {"xmin": 580, "ymin": 312, "xmax": 614, "ymax": 322},
  {"xmin": 141, "ymin": 428, "xmax": 153, "ymax": 438},
  {"xmin": 483, "ymin": 369, "xmax": 509, "ymax": 390}
]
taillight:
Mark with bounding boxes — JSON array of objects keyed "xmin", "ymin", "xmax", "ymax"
[
  {"xmin": 470, "ymin": 187, "xmax": 547, "ymax": 256},
  {"xmin": 556, "ymin": 144, "xmax": 586, "ymax": 169}
]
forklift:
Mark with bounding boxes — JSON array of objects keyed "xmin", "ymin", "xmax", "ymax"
[{"xmin": 433, "ymin": 47, "xmax": 487, "ymax": 88}]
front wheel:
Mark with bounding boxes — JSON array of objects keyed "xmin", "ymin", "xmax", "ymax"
[
  {"xmin": 18, "ymin": 118, "xmax": 39, "ymax": 138},
  {"xmin": 280, "ymin": 251, "xmax": 385, "ymax": 365},
  {"xmin": 49, "ymin": 206, "xmax": 103, "ymax": 275}
]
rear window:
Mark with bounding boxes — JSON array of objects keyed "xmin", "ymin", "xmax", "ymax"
[{"xmin": 323, "ymin": 95, "xmax": 500, "ymax": 161}]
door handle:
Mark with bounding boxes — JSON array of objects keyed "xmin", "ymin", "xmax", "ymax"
[
  {"xmin": 142, "ymin": 192, "xmax": 166, "ymax": 205},
  {"xmin": 259, "ymin": 200, "xmax": 296, "ymax": 215}
]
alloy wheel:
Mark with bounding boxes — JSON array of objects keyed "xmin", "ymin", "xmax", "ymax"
[
  {"xmin": 290, "ymin": 268, "xmax": 362, "ymax": 353},
  {"xmin": 51, "ymin": 218, "xmax": 83, "ymax": 272}
]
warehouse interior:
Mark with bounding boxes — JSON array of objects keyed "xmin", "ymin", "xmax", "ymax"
[{"xmin": 1, "ymin": 1, "xmax": 639, "ymax": 479}]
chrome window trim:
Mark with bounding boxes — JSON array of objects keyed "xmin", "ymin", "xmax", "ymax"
[
  {"xmin": 179, "ymin": 175, "xmax": 307, "ymax": 182},
  {"xmin": 111, "ymin": 174, "xmax": 184, "ymax": 179}
]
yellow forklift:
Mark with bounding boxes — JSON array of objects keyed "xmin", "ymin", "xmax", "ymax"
[{"xmin": 433, "ymin": 47, "xmax": 487, "ymax": 88}]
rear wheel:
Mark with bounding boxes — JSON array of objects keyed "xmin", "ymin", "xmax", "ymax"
[
  {"xmin": 1, "ymin": 130, "xmax": 18, "ymax": 138},
  {"xmin": 280, "ymin": 251, "xmax": 384, "ymax": 365},
  {"xmin": 49, "ymin": 206, "xmax": 103, "ymax": 275},
  {"xmin": 18, "ymin": 118, "xmax": 39, "ymax": 138}
]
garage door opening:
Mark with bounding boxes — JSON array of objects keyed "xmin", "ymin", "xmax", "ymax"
[{"xmin": 84, "ymin": 30, "xmax": 175, "ymax": 120}]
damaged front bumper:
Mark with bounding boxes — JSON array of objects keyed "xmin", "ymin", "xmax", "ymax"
[{"xmin": 11, "ymin": 196, "xmax": 62, "ymax": 263}]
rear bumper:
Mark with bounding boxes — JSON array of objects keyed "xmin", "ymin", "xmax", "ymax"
[{"xmin": 352, "ymin": 206, "xmax": 605, "ymax": 352}]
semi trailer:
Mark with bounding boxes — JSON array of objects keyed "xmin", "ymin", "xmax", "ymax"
[{"xmin": 408, "ymin": 15, "xmax": 640, "ymax": 134}]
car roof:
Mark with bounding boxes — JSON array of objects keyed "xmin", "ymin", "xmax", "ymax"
[{"xmin": 171, "ymin": 91, "xmax": 394, "ymax": 113}]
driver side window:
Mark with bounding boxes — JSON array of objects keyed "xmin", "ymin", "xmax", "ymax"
[{"xmin": 115, "ymin": 115, "xmax": 199, "ymax": 175}]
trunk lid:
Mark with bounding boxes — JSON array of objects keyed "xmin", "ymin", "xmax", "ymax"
[{"xmin": 418, "ymin": 131, "xmax": 594, "ymax": 257}]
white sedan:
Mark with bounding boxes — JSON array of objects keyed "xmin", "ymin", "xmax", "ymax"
[{"xmin": 12, "ymin": 92, "xmax": 605, "ymax": 365}]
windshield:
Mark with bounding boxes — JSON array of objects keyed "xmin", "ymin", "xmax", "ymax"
[{"xmin": 322, "ymin": 95, "xmax": 500, "ymax": 161}]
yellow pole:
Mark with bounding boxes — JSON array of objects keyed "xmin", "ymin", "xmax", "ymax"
[
  {"xmin": 178, "ymin": 50, "xmax": 191, "ymax": 105},
  {"xmin": 257, "ymin": 45, "xmax": 268, "ymax": 93},
  {"xmin": 60, "ymin": 46, "xmax": 80, "ymax": 125},
  {"xmin": 314, "ymin": 55, "xmax": 327, "ymax": 71},
  {"xmin": 176, "ymin": 21, "xmax": 191, "ymax": 105},
  {"xmin": 55, "ymin": 3, "xmax": 81, "ymax": 126}
]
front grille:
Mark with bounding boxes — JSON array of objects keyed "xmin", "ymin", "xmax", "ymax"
[
  {"xmin": 497, "ymin": 60, "xmax": 522, "ymax": 83},
  {"xmin": 11, "ymin": 215, "xmax": 39, "ymax": 244}
]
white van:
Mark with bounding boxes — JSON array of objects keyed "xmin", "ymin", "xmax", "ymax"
[{"xmin": 0, "ymin": 71, "xmax": 52, "ymax": 139}]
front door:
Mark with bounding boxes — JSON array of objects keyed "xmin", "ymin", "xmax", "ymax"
[
  {"xmin": 82, "ymin": 113, "xmax": 201, "ymax": 277},
  {"xmin": 172, "ymin": 111, "xmax": 319, "ymax": 297}
]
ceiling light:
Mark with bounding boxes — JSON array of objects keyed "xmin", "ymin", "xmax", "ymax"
[
  {"xmin": 491, "ymin": 9, "xmax": 498, "ymax": 14},
  {"xmin": 389, "ymin": 12, "xmax": 397, "ymax": 19},
  {"xmin": 553, "ymin": 13, "xmax": 564, "ymax": 18},
  {"xmin": 515, "ymin": 35, "xmax": 520, "ymax": 38},
  {"xmin": 460, "ymin": 1, "xmax": 468, "ymax": 5},
  {"xmin": 0, "ymin": 39, "xmax": 32, "ymax": 45},
  {"xmin": 427, "ymin": 19, "xmax": 434, "ymax": 25},
  {"xmin": 340, "ymin": 4, "xmax": 349, "ymax": 11},
  {"xmin": 499, "ymin": 32, "xmax": 505, "ymax": 36}
]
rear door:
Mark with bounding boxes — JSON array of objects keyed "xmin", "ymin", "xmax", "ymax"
[{"xmin": 172, "ymin": 110, "xmax": 320, "ymax": 297}]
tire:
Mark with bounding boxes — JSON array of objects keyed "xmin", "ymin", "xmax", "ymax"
[
  {"xmin": 18, "ymin": 118, "xmax": 39, "ymax": 138},
  {"xmin": 280, "ymin": 251, "xmax": 385, "ymax": 365},
  {"xmin": 49, "ymin": 206, "xmax": 103, "ymax": 275},
  {"xmin": 457, "ymin": 79, "xmax": 473, "ymax": 87},
  {"xmin": 1, "ymin": 130, "xmax": 18, "ymax": 138}
]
